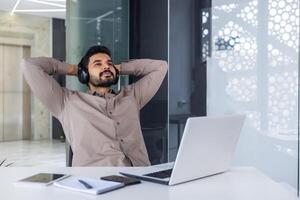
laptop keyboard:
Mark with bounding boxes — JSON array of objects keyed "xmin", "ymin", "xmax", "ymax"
[{"xmin": 144, "ymin": 169, "xmax": 173, "ymax": 179}]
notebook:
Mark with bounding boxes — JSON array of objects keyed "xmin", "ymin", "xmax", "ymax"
[{"xmin": 53, "ymin": 176, "xmax": 125, "ymax": 195}]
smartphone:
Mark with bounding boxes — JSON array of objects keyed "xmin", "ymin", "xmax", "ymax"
[{"xmin": 100, "ymin": 175, "xmax": 141, "ymax": 186}]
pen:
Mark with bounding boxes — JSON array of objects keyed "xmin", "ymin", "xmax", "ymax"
[{"xmin": 78, "ymin": 179, "xmax": 93, "ymax": 189}]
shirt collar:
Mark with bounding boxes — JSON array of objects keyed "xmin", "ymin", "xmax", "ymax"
[{"xmin": 87, "ymin": 89, "xmax": 117, "ymax": 97}]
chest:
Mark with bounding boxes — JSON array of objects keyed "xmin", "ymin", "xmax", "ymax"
[{"xmin": 65, "ymin": 92, "xmax": 140, "ymax": 122}]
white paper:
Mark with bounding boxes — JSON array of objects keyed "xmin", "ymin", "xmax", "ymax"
[{"xmin": 53, "ymin": 176, "xmax": 124, "ymax": 195}]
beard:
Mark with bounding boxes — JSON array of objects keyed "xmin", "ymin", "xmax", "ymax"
[{"xmin": 89, "ymin": 72, "xmax": 116, "ymax": 87}]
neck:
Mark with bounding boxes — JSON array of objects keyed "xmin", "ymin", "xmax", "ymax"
[{"xmin": 89, "ymin": 84, "xmax": 111, "ymax": 96}]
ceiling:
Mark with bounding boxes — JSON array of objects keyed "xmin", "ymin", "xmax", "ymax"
[{"xmin": 0, "ymin": 0, "xmax": 66, "ymax": 19}]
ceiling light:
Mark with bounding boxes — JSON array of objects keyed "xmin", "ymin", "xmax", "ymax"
[
  {"xmin": 27, "ymin": 0, "xmax": 66, "ymax": 8},
  {"xmin": 10, "ymin": 0, "xmax": 22, "ymax": 15},
  {"xmin": 42, "ymin": 0, "xmax": 66, "ymax": 1},
  {"xmin": 15, "ymin": 9, "xmax": 66, "ymax": 12},
  {"xmin": 87, "ymin": 11, "xmax": 114, "ymax": 24}
]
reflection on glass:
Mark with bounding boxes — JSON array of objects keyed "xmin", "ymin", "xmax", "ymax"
[{"xmin": 66, "ymin": 0, "xmax": 129, "ymax": 91}]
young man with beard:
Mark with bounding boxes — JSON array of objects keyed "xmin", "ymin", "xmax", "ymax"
[{"xmin": 21, "ymin": 45, "xmax": 168, "ymax": 166}]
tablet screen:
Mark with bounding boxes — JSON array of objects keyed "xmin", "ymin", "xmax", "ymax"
[{"xmin": 19, "ymin": 173, "xmax": 66, "ymax": 183}]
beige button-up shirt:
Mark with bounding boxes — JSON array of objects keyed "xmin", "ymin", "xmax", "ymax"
[{"xmin": 21, "ymin": 57, "xmax": 168, "ymax": 167}]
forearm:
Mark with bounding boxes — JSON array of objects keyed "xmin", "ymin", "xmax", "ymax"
[
  {"xmin": 120, "ymin": 59, "xmax": 168, "ymax": 77},
  {"xmin": 120, "ymin": 59, "xmax": 168, "ymax": 109},
  {"xmin": 23, "ymin": 57, "xmax": 70, "ymax": 75}
]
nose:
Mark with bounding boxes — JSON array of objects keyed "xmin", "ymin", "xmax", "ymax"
[{"xmin": 103, "ymin": 65, "xmax": 110, "ymax": 70}]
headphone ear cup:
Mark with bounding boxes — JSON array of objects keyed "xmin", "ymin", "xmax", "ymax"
[{"xmin": 78, "ymin": 66, "xmax": 89, "ymax": 84}]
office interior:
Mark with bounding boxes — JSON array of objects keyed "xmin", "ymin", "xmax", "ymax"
[{"xmin": 0, "ymin": 0, "xmax": 299, "ymax": 196}]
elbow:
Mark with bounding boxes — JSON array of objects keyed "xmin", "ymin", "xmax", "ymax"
[
  {"xmin": 159, "ymin": 60, "xmax": 168, "ymax": 73},
  {"xmin": 20, "ymin": 57, "xmax": 36, "ymax": 75},
  {"xmin": 20, "ymin": 58, "xmax": 29, "ymax": 72},
  {"xmin": 20, "ymin": 57, "xmax": 38, "ymax": 71}
]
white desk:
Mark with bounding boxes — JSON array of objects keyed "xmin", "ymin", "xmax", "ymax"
[{"xmin": 0, "ymin": 167, "xmax": 297, "ymax": 200}]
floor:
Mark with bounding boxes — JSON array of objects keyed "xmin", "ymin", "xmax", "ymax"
[{"xmin": 0, "ymin": 139, "xmax": 66, "ymax": 167}]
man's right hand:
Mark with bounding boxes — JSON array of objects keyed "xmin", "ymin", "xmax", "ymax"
[{"xmin": 67, "ymin": 64, "xmax": 78, "ymax": 76}]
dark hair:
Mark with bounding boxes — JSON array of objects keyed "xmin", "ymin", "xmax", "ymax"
[{"xmin": 80, "ymin": 45, "xmax": 112, "ymax": 68}]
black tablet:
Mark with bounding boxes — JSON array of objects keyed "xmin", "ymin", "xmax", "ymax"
[{"xmin": 17, "ymin": 173, "xmax": 70, "ymax": 186}]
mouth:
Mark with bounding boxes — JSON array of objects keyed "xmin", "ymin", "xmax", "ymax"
[{"xmin": 100, "ymin": 70, "xmax": 113, "ymax": 77}]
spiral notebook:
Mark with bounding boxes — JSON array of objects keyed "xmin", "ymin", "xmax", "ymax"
[{"xmin": 53, "ymin": 176, "xmax": 125, "ymax": 195}]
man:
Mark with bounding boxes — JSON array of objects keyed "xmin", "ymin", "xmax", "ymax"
[{"xmin": 21, "ymin": 45, "xmax": 168, "ymax": 167}]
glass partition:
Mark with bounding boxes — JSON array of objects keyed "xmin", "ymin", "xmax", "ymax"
[
  {"xmin": 207, "ymin": 0, "xmax": 299, "ymax": 193},
  {"xmin": 66, "ymin": 0, "xmax": 129, "ymax": 91}
]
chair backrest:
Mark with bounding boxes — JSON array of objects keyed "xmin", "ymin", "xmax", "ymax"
[{"xmin": 66, "ymin": 143, "xmax": 73, "ymax": 167}]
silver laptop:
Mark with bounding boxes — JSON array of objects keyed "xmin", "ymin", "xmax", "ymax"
[{"xmin": 120, "ymin": 114, "xmax": 245, "ymax": 186}]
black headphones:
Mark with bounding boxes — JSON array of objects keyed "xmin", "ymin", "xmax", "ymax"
[{"xmin": 77, "ymin": 58, "xmax": 119, "ymax": 85}]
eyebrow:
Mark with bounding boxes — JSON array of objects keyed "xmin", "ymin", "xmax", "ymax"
[{"xmin": 93, "ymin": 59, "xmax": 113, "ymax": 64}]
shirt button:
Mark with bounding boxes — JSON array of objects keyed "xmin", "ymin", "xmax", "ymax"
[
  {"xmin": 120, "ymin": 139, "xmax": 124, "ymax": 142},
  {"xmin": 116, "ymin": 122, "xmax": 120, "ymax": 125},
  {"xmin": 109, "ymin": 111, "xmax": 112, "ymax": 114}
]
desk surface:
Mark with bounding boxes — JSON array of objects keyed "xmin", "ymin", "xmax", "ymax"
[{"xmin": 0, "ymin": 167, "xmax": 297, "ymax": 200}]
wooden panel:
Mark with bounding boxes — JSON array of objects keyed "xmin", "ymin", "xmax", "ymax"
[
  {"xmin": 22, "ymin": 46, "xmax": 31, "ymax": 139},
  {"xmin": 0, "ymin": 45, "xmax": 3, "ymax": 142},
  {"xmin": 3, "ymin": 44, "xmax": 23, "ymax": 141},
  {"xmin": 3, "ymin": 93, "xmax": 23, "ymax": 141},
  {"xmin": 3, "ymin": 44, "xmax": 23, "ymax": 93}
]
